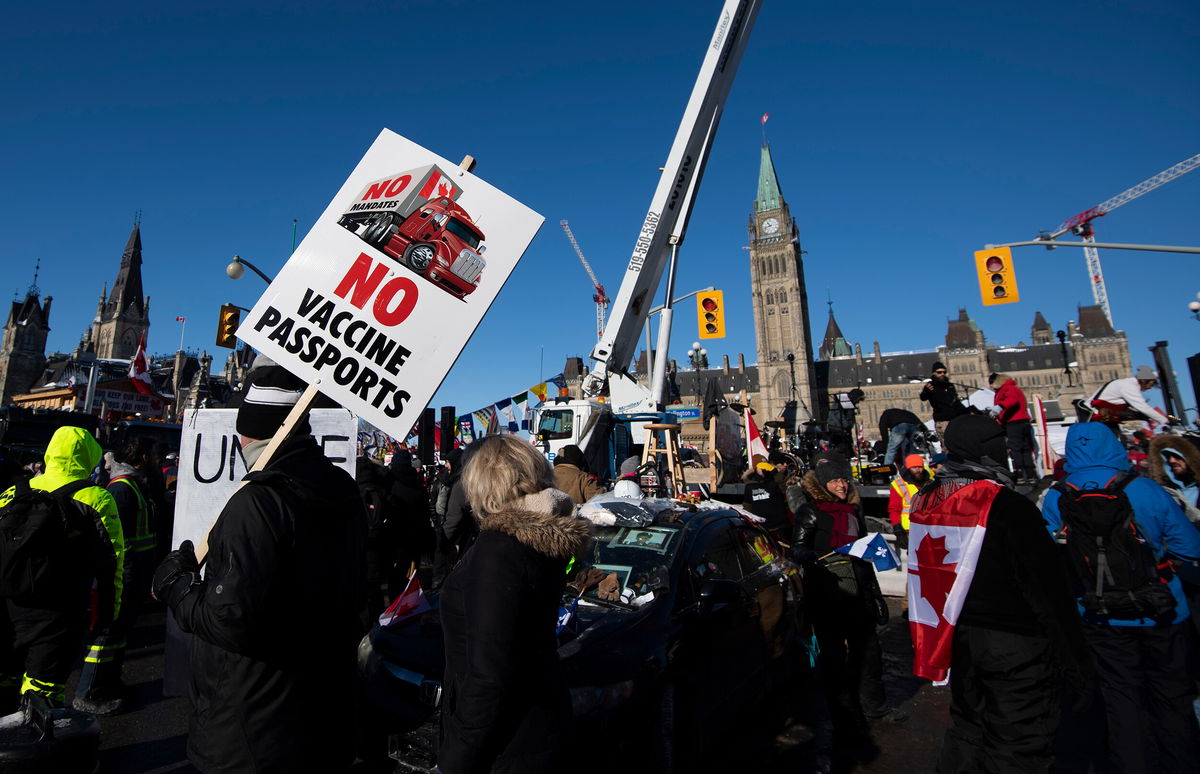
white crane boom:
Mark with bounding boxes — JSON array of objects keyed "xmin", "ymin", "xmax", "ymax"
[
  {"xmin": 560, "ymin": 220, "xmax": 609, "ymax": 340},
  {"xmin": 1041, "ymin": 153, "xmax": 1200, "ymax": 323},
  {"xmin": 583, "ymin": 0, "xmax": 762, "ymax": 401}
]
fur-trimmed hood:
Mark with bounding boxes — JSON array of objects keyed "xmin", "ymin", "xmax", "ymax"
[
  {"xmin": 479, "ymin": 487, "xmax": 591, "ymax": 560},
  {"xmin": 799, "ymin": 470, "xmax": 861, "ymax": 505},
  {"xmin": 1149, "ymin": 434, "xmax": 1200, "ymax": 486}
]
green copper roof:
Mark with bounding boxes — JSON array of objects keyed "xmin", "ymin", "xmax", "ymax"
[{"xmin": 756, "ymin": 143, "xmax": 783, "ymax": 212}]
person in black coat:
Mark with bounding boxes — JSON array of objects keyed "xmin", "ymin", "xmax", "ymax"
[
  {"xmin": 153, "ymin": 367, "xmax": 368, "ymax": 774},
  {"xmin": 437, "ymin": 435, "xmax": 590, "ymax": 774},
  {"xmin": 388, "ymin": 452, "xmax": 431, "ymax": 593},
  {"xmin": 792, "ymin": 454, "xmax": 897, "ymax": 760},
  {"xmin": 743, "ymin": 460, "xmax": 791, "ymax": 540},
  {"xmin": 919, "ymin": 361, "xmax": 970, "ymax": 437}
]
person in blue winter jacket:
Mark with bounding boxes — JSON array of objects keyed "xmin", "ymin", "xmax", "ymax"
[{"xmin": 1042, "ymin": 422, "xmax": 1200, "ymax": 774}]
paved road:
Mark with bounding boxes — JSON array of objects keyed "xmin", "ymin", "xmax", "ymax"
[{"xmin": 79, "ymin": 600, "xmax": 948, "ymax": 773}]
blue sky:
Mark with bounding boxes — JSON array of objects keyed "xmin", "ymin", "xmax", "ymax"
[{"xmin": 3, "ymin": 0, "xmax": 1198, "ymax": 419}]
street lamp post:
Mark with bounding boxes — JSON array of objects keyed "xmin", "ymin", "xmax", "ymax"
[
  {"xmin": 225, "ymin": 255, "xmax": 275, "ymax": 284},
  {"xmin": 685, "ymin": 341, "xmax": 708, "ymax": 405},
  {"xmin": 1188, "ymin": 292, "xmax": 1200, "ymax": 321}
]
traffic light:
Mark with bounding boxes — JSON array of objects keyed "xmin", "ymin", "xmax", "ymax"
[
  {"xmin": 216, "ymin": 303, "xmax": 241, "ymax": 348},
  {"xmin": 697, "ymin": 290, "xmax": 726, "ymax": 339},
  {"xmin": 974, "ymin": 247, "xmax": 1020, "ymax": 306}
]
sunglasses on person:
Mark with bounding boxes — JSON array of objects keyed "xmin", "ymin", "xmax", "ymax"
[{"xmin": 933, "ymin": 370, "xmax": 947, "ymax": 375}]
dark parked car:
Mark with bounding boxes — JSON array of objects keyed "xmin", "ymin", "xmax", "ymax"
[{"xmin": 357, "ymin": 503, "xmax": 814, "ymax": 773}]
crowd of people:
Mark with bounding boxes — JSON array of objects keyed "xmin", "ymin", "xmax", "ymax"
[{"xmin": 0, "ymin": 358, "xmax": 1197, "ymax": 773}]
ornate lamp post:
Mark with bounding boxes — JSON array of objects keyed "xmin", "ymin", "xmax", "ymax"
[{"xmin": 685, "ymin": 341, "xmax": 708, "ymax": 404}]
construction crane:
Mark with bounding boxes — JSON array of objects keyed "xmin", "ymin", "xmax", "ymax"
[
  {"xmin": 560, "ymin": 220, "xmax": 610, "ymax": 340},
  {"xmin": 1039, "ymin": 153, "xmax": 1200, "ymax": 323}
]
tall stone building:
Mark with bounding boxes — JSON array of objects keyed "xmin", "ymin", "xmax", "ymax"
[
  {"xmin": 746, "ymin": 142, "xmax": 817, "ymax": 422},
  {"xmin": 0, "ymin": 272, "xmax": 52, "ymax": 405},
  {"xmin": 81, "ymin": 223, "xmax": 151, "ymax": 360}
]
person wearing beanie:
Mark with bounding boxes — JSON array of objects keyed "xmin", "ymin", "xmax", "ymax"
[
  {"xmin": 792, "ymin": 453, "xmax": 903, "ymax": 754},
  {"xmin": 910, "ymin": 415, "xmax": 1089, "ymax": 772},
  {"xmin": 988, "ymin": 372, "xmax": 1038, "ymax": 485},
  {"xmin": 1083, "ymin": 365, "xmax": 1173, "ymax": 430},
  {"xmin": 887, "ymin": 453, "xmax": 931, "ymax": 549},
  {"xmin": 152, "ymin": 366, "xmax": 368, "ymax": 774},
  {"xmin": 551, "ymin": 444, "xmax": 604, "ymax": 506},
  {"xmin": 920, "ymin": 361, "xmax": 969, "ymax": 437}
]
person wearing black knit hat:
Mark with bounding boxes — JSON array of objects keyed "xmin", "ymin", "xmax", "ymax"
[
  {"xmin": 910, "ymin": 415, "xmax": 1090, "ymax": 771},
  {"xmin": 792, "ymin": 452, "xmax": 905, "ymax": 756},
  {"xmin": 151, "ymin": 366, "xmax": 368, "ymax": 773},
  {"xmin": 920, "ymin": 361, "xmax": 969, "ymax": 438}
]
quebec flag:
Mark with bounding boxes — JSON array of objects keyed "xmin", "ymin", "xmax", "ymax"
[{"xmin": 835, "ymin": 532, "xmax": 900, "ymax": 572}]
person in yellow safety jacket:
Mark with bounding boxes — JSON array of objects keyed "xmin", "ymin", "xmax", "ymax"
[
  {"xmin": 75, "ymin": 436, "xmax": 157, "ymax": 715},
  {"xmin": 0, "ymin": 426, "xmax": 124, "ymax": 709},
  {"xmin": 887, "ymin": 453, "xmax": 932, "ymax": 550}
]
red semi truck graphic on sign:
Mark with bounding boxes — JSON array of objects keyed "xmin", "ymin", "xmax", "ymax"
[{"xmin": 338, "ymin": 165, "xmax": 486, "ymax": 300}]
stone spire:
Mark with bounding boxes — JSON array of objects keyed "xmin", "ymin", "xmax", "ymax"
[
  {"xmin": 105, "ymin": 222, "xmax": 146, "ymax": 321},
  {"xmin": 1031, "ymin": 311, "xmax": 1053, "ymax": 344}
]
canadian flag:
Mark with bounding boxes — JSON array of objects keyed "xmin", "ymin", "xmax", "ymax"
[
  {"xmin": 745, "ymin": 410, "xmax": 769, "ymax": 466},
  {"xmin": 130, "ymin": 333, "xmax": 154, "ymax": 395},
  {"xmin": 379, "ymin": 573, "xmax": 431, "ymax": 628},
  {"xmin": 907, "ymin": 480, "xmax": 998, "ymax": 682}
]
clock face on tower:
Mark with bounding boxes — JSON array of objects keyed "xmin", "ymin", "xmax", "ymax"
[{"xmin": 761, "ymin": 217, "xmax": 780, "ymax": 235}]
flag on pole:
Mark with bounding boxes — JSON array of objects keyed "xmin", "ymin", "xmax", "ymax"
[
  {"xmin": 495, "ymin": 398, "xmax": 518, "ymax": 433},
  {"xmin": 175, "ymin": 316, "xmax": 186, "ymax": 323},
  {"xmin": 130, "ymin": 333, "xmax": 154, "ymax": 395},
  {"xmin": 907, "ymin": 480, "xmax": 998, "ymax": 682},
  {"xmin": 761, "ymin": 112, "xmax": 769, "ymax": 125},
  {"xmin": 473, "ymin": 406, "xmax": 498, "ymax": 436},
  {"xmin": 512, "ymin": 392, "xmax": 529, "ymax": 431},
  {"xmin": 379, "ymin": 573, "xmax": 432, "ymax": 628},
  {"xmin": 834, "ymin": 532, "xmax": 900, "ymax": 572},
  {"xmin": 746, "ymin": 411, "xmax": 769, "ymax": 465},
  {"xmin": 458, "ymin": 415, "xmax": 475, "ymax": 444}
]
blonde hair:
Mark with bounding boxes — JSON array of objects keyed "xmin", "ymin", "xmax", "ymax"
[{"xmin": 462, "ymin": 435, "xmax": 555, "ymax": 515}]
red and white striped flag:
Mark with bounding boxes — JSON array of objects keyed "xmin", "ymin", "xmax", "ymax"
[
  {"xmin": 745, "ymin": 410, "xmax": 769, "ymax": 465},
  {"xmin": 175, "ymin": 316, "xmax": 186, "ymax": 323},
  {"xmin": 130, "ymin": 332, "xmax": 154, "ymax": 395},
  {"xmin": 907, "ymin": 480, "xmax": 998, "ymax": 682},
  {"xmin": 761, "ymin": 112, "xmax": 769, "ymax": 125}
]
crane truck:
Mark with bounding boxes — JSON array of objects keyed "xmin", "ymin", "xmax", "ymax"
[{"xmin": 529, "ymin": 0, "xmax": 763, "ymax": 479}]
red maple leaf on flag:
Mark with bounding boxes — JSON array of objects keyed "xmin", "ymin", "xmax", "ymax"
[
  {"xmin": 915, "ymin": 533, "xmax": 955, "ymax": 622},
  {"xmin": 438, "ymin": 182, "xmax": 453, "ymax": 198}
]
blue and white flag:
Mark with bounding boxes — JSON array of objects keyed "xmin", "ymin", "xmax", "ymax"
[
  {"xmin": 834, "ymin": 532, "xmax": 900, "ymax": 572},
  {"xmin": 556, "ymin": 596, "xmax": 579, "ymax": 635}
]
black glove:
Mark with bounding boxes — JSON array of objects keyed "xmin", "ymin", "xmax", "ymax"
[{"xmin": 152, "ymin": 540, "xmax": 200, "ymax": 609}]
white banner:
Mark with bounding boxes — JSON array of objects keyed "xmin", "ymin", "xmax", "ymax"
[
  {"xmin": 237, "ymin": 129, "xmax": 544, "ymax": 440},
  {"xmin": 174, "ymin": 408, "xmax": 357, "ymax": 551}
]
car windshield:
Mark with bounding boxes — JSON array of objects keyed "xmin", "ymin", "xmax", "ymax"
[
  {"xmin": 445, "ymin": 218, "xmax": 481, "ymax": 250},
  {"xmin": 569, "ymin": 523, "xmax": 681, "ymax": 608}
]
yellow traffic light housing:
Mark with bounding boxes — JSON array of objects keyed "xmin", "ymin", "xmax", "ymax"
[
  {"xmin": 216, "ymin": 303, "xmax": 241, "ymax": 348},
  {"xmin": 697, "ymin": 290, "xmax": 726, "ymax": 339},
  {"xmin": 975, "ymin": 247, "xmax": 1019, "ymax": 306}
]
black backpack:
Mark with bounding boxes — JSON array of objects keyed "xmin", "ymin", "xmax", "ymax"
[
  {"xmin": 0, "ymin": 478, "xmax": 96, "ymax": 602},
  {"xmin": 1053, "ymin": 472, "xmax": 1176, "ymax": 620}
]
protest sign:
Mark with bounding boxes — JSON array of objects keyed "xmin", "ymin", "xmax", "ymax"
[
  {"xmin": 173, "ymin": 408, "xmax": 357, "ymax": 550},
  {"xmin": 237, "ymin": 129, "xmax": 544, "ymax": 439}
]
